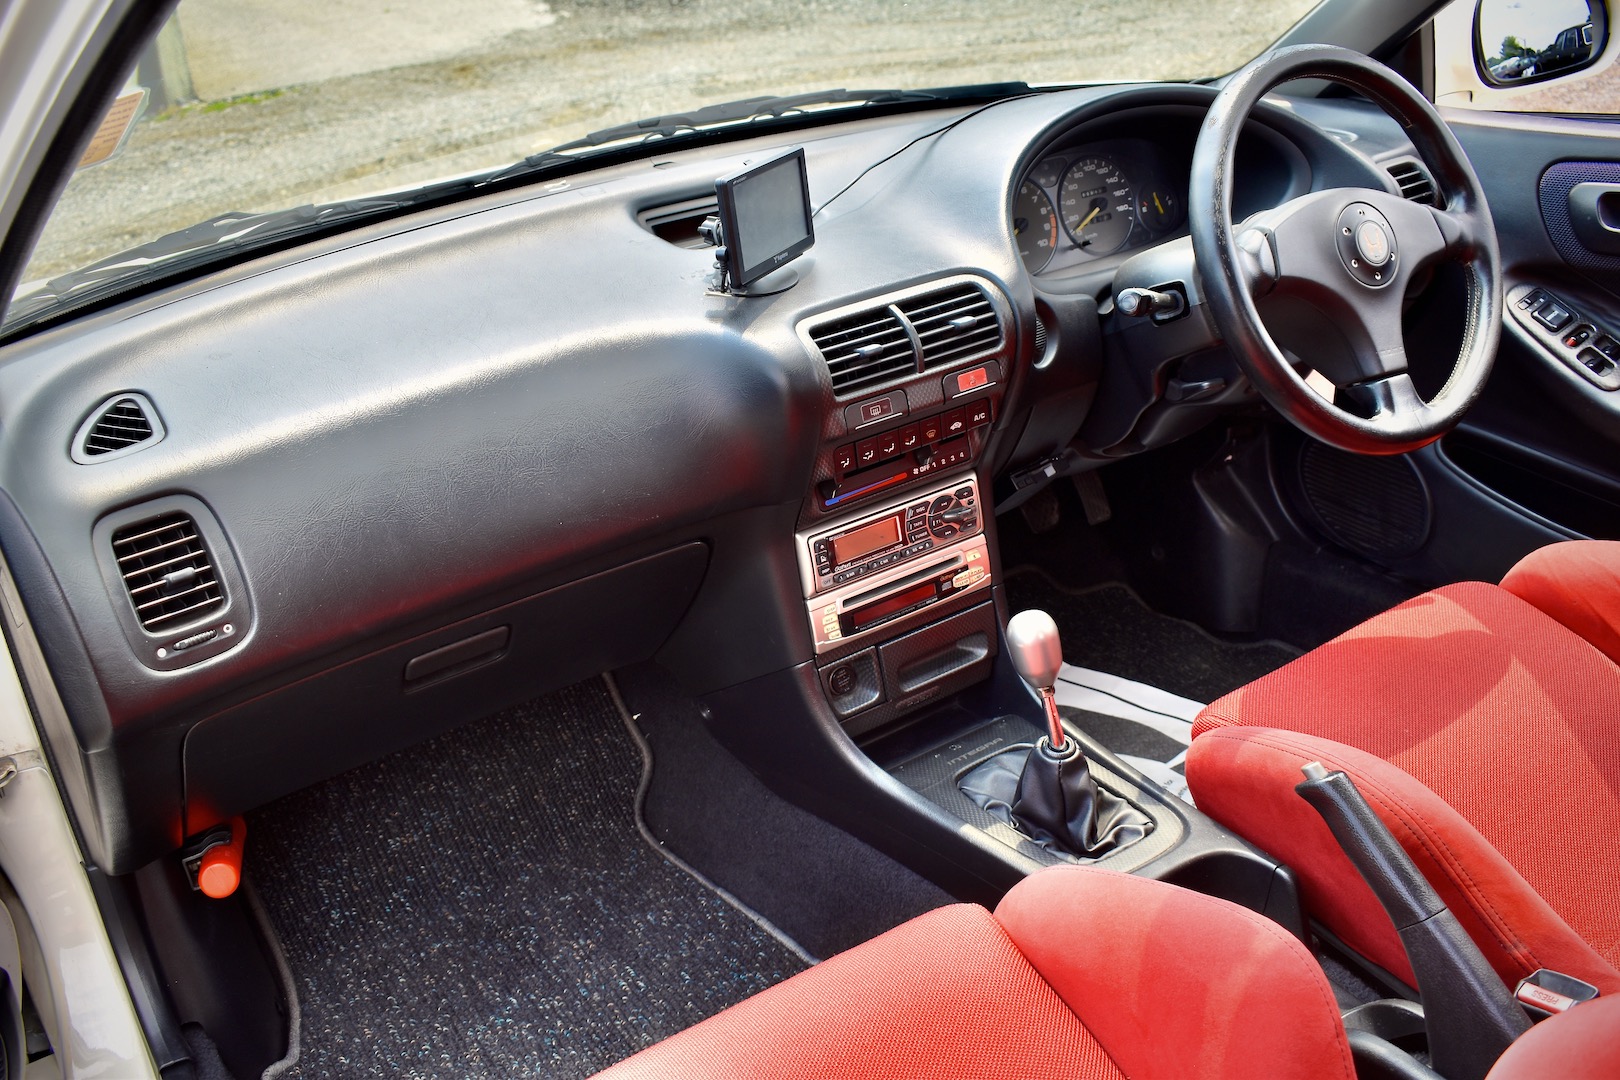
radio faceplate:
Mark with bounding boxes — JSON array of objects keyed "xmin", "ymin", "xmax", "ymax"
[
  {"xmin": 797, "ymin": 475, "xmax": 981, "ymax": 598},
  {"xmin": 805, "ymin": 534, "xmax": 991, "ymax": 654}
]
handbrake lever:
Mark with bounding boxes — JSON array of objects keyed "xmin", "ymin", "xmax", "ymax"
[{"xmin": 1295, "ymin": 762, "xmax": 1530, "ymax": 1080}]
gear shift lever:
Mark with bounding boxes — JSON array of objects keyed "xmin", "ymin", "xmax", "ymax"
[
  {"xmin": 1006, "ymin": 610, "xmax": 1068, "ymax": 752},
  {"xmin": 966, "ymin": 608, "xmax": 1151, "ymax": 858}
]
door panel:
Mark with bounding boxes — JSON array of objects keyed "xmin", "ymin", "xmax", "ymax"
[{"xmin": 1405, "ymin": 111, "xmax": 1620, "ymax": 583}]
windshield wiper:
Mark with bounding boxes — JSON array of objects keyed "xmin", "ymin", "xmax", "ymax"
[{"xmin": 483, "ymin": 83, "xmax": 1032, "ymax": 183}]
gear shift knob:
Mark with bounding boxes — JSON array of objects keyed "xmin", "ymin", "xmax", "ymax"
[
  {"xmin": 1007, "ymin": 609, "xmax": 1068, "ymax": 751},
  {"xmin": 1007, "ymin": 609, "xmax": 1063, "ymax": 691}
]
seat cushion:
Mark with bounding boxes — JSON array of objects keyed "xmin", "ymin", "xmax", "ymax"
[
  {"xmin": 1485, "ymin": 995, "xmax": 1620, "ymax": 1080},
  {"xmin": 1500, "ymin": 540, "xmax": 1620, "ymax": 667},
  {"xmin": 595, "ymin": 866, "xmax": 1353, "ymax": 1080},
  {"xmin": 1188, "ymin": 582, "xmax": 1620, "ymax": 992}
]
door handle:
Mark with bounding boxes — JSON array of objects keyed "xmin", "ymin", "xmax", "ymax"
[{"xmin": 1567, "ymin": 182, "xmax": 1620, "ymax": 254}]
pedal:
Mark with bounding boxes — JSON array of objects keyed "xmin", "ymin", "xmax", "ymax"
[
  {"xmin": 1072, "ymin": 471, "xmax": 1112, "ymax": 525},
  {"xmin": 1019, "ymin": 486, "xmax": 1061, "ymax": 534}
]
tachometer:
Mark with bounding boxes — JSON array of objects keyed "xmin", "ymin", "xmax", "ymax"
[
  {"xmin": 1013, "ymin": 181, "xmax": 1059, "ymax": 273},
  {"xmin": 1060, "ymin": 156, "xmax": 1134, "ymax": 255}
]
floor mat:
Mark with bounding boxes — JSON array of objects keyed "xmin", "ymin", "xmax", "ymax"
[{"xmin": 247, "ymin": 679, "xmax": 806, "ymax": 1079}]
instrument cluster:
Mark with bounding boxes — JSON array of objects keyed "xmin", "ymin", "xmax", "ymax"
[{"xmin": 1013, "ymin": 137, "xmax": 1187, "ymax": 275}]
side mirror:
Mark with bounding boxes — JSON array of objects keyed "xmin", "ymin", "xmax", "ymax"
[{"xmin": 1475, "ymin": 0, "xmax": 1609, "ymax": 88}]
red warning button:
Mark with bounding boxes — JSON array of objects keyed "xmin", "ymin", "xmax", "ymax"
[{"xmin": 956, "ymin": 367, "xmax": 990, "ymax": 394}]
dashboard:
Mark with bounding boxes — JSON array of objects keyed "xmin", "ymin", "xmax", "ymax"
[{"xmin": 0, "ymin": 82, "xmax": 1428, "ymax": 874}]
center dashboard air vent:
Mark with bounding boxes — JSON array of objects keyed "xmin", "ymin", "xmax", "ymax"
[
  {"xmin": 898, "ymin": 283, "xmax": 1002, "ymax": 371},
  {"xmin": 93, "ymin": 495, "xmax": 249, "ymax": 670},
  {"xmin": 1386, "ymin": 159, "xmax": 1437, "ymax": 206},
  {"xmin": 805, "ymin": 278, "xmax": 1007, "ymax": 397},
  {"xmin": 810, "ymin": 308, "xmax": 916, "ymax": 394}
]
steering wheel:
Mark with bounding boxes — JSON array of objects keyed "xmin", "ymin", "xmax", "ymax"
[{"xmin": 1190, "ymin": 45, "xmax": 1501, "ymax": 454}]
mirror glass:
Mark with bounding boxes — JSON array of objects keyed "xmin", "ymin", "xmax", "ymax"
[{"xmin": 1477, "ymin": 0, "xmax": 1606, "ymax": 86}]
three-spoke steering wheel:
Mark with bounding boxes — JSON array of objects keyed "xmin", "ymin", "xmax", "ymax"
[{"xmin": 1191, "ymin": 45, "xmax": 1502, "ymax": 454}]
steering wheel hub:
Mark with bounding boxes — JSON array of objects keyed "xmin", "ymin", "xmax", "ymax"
[{"xmin": 1337, "ymin": 204, "xmax": 1397, "ymax": 286}]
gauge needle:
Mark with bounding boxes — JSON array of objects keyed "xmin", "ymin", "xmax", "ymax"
[
  {"xmin": 1077, "ymin": 205, "xmax": 1102, "ymax": 230},
  {"xmin": 1152, "ymin": 192, "xmax": 1164, "ymax": 214}
]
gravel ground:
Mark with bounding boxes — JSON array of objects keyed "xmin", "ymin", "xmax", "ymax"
[{"xmin": 22, "ymin": 0, "xmax": 1310, "ymax": 283}]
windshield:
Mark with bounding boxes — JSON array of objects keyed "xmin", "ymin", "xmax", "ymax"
[{"xmin": 8, "ymin": 0, "xmax": 1318, "ymax": 331}]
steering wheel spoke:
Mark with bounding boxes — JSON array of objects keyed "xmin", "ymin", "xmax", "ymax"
[
  {"xmin": 1340, "ymin": 371, "xmax": 1426, "ymax": 425},
  {"xmin": 1430, "ymin": 202, "xmax": 1493, "ymax": 262}
]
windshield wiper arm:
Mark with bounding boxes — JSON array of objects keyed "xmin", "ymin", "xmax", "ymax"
[{"xmin": 484, "ymin": 83, "xmax": 1032, "ymax": 182}]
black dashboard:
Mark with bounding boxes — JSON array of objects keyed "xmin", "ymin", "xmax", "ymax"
[{"xmin": 0, "ymin": 81, "xmax": 1430, "ymax": 874}]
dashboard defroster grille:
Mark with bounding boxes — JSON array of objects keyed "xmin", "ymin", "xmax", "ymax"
[
  {"xmin": 111, "ymin": 513, "xmax": 226, "ymax": 632},
  {"xmin": 899, "ymin": 283, "xmax": 1001, "ymax": 370},
  {"xmin": 810, "ymin": 308, "xmax": 916, "ymax": 395}
]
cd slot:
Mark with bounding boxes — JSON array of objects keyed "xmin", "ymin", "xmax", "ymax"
[{"xmin": 842, "ymin": 554, "xmax": 964, "ymax": 609}]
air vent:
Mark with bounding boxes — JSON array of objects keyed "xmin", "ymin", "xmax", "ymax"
[
  {"xmin": 1387, "ymin": 159, "xmax": 1437, "ymax": 206},
  {"xmin": 637, "ymin": 195, "xmax": 721, "ymax": 249},
  {"xmin": 897, "ymin": 283, "xmax": 1003, "ymax": 370},
  {"xmin": 809, "ymin": 307, "xmax": 917, "ymax": 395},
  {"xmin": 72, "ymin": 392, "xmax": 165, "ymax": 464},
  {"xmin": 110, "ymin": 513, "xmax": 226, "ymax": 633},
  {"xmin": 83, "ymin": 398, "xmax": 153, "ymax": 455}
]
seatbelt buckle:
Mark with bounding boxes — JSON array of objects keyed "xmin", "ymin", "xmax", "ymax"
[{"xmin": 1514, "ymin": 969, "xmax": 1599, "ymax": 1019}]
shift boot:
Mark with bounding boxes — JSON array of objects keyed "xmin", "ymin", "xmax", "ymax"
[{"xmin": 1010, "ymin": 736, "xmax": 1152, "ymax": 858}]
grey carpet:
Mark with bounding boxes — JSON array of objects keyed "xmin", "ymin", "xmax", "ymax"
[
  {"xmin": 247, "ymin": 678, "xmax": 805, "ymax": 1079},
  {"xmin": 1005, "ymin": 570, "xmax": 1300, "ymax": 704}
]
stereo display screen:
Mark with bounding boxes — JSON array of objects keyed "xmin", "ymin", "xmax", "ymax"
[{"xmin": 830, "ymin": 514, "xmax": 903, "ymax": 568}]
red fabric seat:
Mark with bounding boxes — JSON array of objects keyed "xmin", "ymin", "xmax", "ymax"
[
  {"xmin": 594, "ymin": 865, "xmax": 1355, "ymax": 1080},
  {"xmin": 1186, "ymin": 579, "xmax": 1620, "ymax": 994},
  {"xmin": 1500, "ymin": 539, "xmax": 1620, "ymax": 666}
]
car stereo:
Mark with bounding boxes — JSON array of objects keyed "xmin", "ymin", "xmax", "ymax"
[{"xmin": 798, "ymin": 475, "xmax": 989, "ymax": 653}]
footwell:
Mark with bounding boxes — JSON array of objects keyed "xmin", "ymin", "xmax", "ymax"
[{"xmin": 247, "ymin": 678, "xmax": 806, "ymax": 1079}]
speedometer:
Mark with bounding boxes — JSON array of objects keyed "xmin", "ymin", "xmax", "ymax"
[
  {"xmin": 1060, "ymin": 156, "xmax": 1134, "ymax": 255},
  {"xmin": 1013, "ymin": 181, "xmax": 1059, "ymax": 273}
]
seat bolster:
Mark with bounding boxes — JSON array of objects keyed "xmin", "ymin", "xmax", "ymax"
[
  {"xmin": 1485, "ymin": 995, "xmax": 1620, "ymax": 1079},
  {"xmin": 591, "ymin": 901, "xmax": 1124, "ymax": 1080},
  {"xmin": 1500, "ymin": 540, "xmax": 1620, "ymax": 666},
  {"xmin": 993, "ymin": 865, "xmax": 1355, "ymax": 1080},
  {"xmin": 1184, "ymin": 728, "xmax": 1620, "ymax": 995}
]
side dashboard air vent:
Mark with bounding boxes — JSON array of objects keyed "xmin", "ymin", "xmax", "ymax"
[
  {"xmin": 72, "ymin": 392, "xmax": 165, "ymax": 464},
  {"xmin": 898, "ymin": 283, "xmax": 1003, "ymax": 370},
  {"xmin": 1387, "ymin": 159, "xmax": 1437, "ymax": 206},
  {"xmin": 110, "ymin": 512, "xmax": 226, "ymax": 633},
  {"xmin": 809, "ymin": 307, "xmax": 917, "ymax": 395}
]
